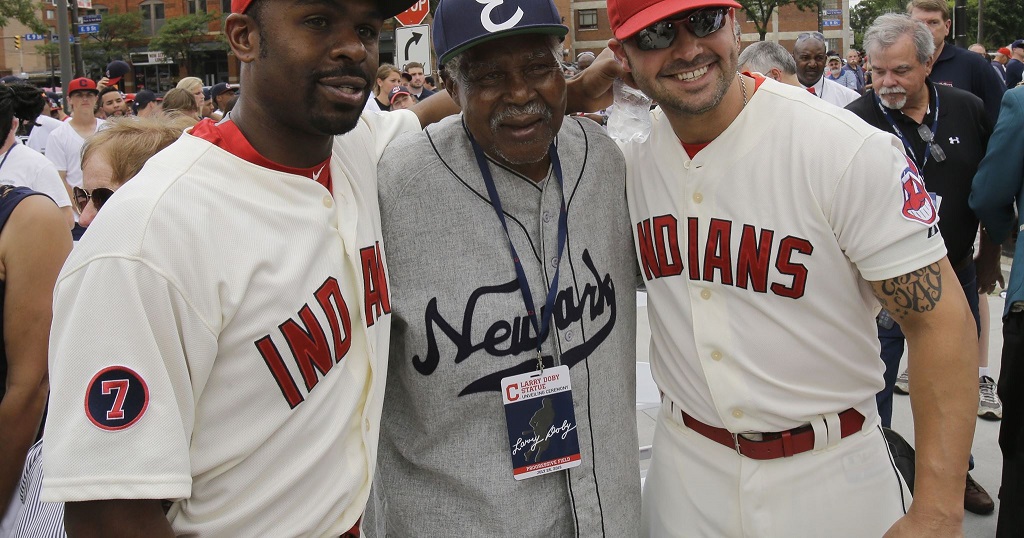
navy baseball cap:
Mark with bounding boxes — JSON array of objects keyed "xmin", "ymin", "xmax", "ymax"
[
  {"xmin": 433, "ymin": 0, "xmax": 568, "ymax": 66},
  {"xmin": 389, "ymin": 86, "xmax": 411, "ymax": 104},
  {"xmin": 1012, "ymin": 39, "xmax": 1024, "ymax": 50},
  {"xmin": 105, "ymin": 60, "xmax": 131, "ymax": 86}
]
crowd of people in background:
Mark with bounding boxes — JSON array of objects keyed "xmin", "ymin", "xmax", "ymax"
[{"xmin": 1, "ymin": 0, "xmax": 1023, "ymax": 535}]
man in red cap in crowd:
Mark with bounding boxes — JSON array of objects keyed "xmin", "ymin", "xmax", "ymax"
[
  {"xmin": 45, "ymin": 77, "xmax": 104, "ymax": 239},
  {"xmin": 606, "ymin": 0, "xmax": 978, "ymax": 535}
]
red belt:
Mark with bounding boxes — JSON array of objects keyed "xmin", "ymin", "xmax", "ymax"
[{"xmin": 680, "ymin": 408, "xmax": 865, "ymax": 460}]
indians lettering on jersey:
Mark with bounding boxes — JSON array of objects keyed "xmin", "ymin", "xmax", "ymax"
[
  {"xmin": 256, "ymin": 242, "xmax": 391, "ymax": 408},
  {"xmin": 899, "ymin": 157, "xmax": 937, "ymax": 225},
  {"xmin": 635, "ymin": 216, "xmax": 813, "ymax": 299},
  {"xmin": 411, "ymin": 249, "xmax": 616, "ymax": 396}
]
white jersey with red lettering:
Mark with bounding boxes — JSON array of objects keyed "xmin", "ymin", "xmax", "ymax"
[
  {"xmin": 621, "ymin": 78, "xmax": 946, "ymax": 433},
  {"xmin": 41, "ymin": 110, "xmax": 419, "ymax": 536}
]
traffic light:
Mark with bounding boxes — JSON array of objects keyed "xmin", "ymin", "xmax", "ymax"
[{"xmin": 13, "ymin": 35, "xmax": 21, "ymax": 50}]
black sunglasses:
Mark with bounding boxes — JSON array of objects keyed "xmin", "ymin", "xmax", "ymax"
[
  {"xmin": 73, "ymin": 186, "xmax": 115, "ymax": 213},
  {"xmin": 634, "ymin": 8, "xmax": 729, "ymax": 51}
]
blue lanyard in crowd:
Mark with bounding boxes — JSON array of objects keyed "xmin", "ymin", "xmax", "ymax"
[
  {"xmin": 875, "ymin": 83, "xmax": 940, "ymax": 171},
  {"xmin": 468, "ymin": 130, "xmax": 567, "ymax": 370}
]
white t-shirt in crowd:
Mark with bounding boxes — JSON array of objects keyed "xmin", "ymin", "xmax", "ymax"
[
  {"xmin": 0, "ymin": 142, "xmax": 72, "ymax": 208},
  {"xmin": 45, "ymin": 118, "xmax": 105, "ymax": 188},
  {"xmin": 26, "ymin": 114, "xmax": 65, "ymax": 155}
]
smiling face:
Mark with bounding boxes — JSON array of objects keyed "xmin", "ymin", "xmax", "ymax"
[
  {"xmin": 611, "ymin": 7, "xmax": 738, "ymax": 118},
  {"xmin": 793, "ymin": 38, "xmax": 826, "ymax": 86},
  {"xmin": 450, "ymin": 33, "xmax": 566, "ymax": 180},
  {"xmin": 234, "ymin": 0, "xmax": 382, "ymax": 138}
]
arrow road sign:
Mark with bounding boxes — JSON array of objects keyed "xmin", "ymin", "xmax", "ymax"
[{"xmin": 395, "ymin": 24, "xmax": 431, "ymax": 74}]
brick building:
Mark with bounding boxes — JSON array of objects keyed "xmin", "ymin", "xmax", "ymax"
[{"xmin": 564, "ymin": 1, "xmax": 854, "ymax": 62}]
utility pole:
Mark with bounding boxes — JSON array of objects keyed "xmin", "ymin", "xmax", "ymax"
[
  {"xmin": 953, "ymin": 0, "xmax": 968, "ymax": 48},
  {"xmin": 977, "ymin": 0, "xmax": 984, "ymax": 44},
  {"xmin": 70, "ymin": 0, "xmax": 84, "ymax": 77},
  {"xmin": 56, "ymin": 0, "xmax": 73, "ymax": 109}
]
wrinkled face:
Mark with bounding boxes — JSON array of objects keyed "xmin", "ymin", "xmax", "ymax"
[
  {"xmin": 243, "ymin": 0, "xmax": 382, "ymax": 137},
  {"xmin": 78, "ymin": 148, "xmax": 117, "ymax": 228},
  {"xmin": 612, "ymin": 8, "xmax": 739, "ymax": 117},
  {"xmin": 793, "ymin": 38, "xmax": 826, "ymax": 86},
  {"xmin": 909, "ymin": 8, "xmax": 949, "ymax": 51},
  {"xmin": 451, "ymin": 33, "xmax": 566, "ymax": 174},
  {"xmin": 68, "ymin": 90, "xmax": 98, "ymax": 115},
  {"xmin": 408, "ymin": 66, "xmax": 425, "ymax": 89},
  {"xmin": 868, "ymin": 34, "xmax": 931, "ymax": 111},
  {"xmin": 847, "ymin": 50, "xmax": 860, "ymax": 66},
  {"xmin": 378, "ymin": 71, "xmax": 401, "ymax": 96},
  {"xmin": 828, "ymin": 58, "xmax": 842, "ymax": 73}
]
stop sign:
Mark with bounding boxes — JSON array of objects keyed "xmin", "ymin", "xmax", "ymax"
[{"xmin": 395, "ymin": 0, "xmax": 429, "ymax": 26}]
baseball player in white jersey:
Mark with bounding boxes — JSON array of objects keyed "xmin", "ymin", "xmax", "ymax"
[
  {"xmin": 41, "ymin": 0, "xmax": 423, "ymax": 535},
  {"xmin": 606, "ymin": 0, "xmax": 979, "ymax": 536}
]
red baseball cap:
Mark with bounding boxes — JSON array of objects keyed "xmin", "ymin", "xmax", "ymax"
[
  {"xmin": 998, "ymin": 47, "xmax": 1012, "ymax": 57},
  {"xmin": 68, "ymin": 77, "xmax": 98, "ymax": 95},
  {"xmin": 608, "ymin": 0, "xmax": 741, "ymax": 40}
]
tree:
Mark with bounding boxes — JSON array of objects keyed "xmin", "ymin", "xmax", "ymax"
[
  {"xmin": 850, "ymin": 0, "xmax": 906, "ymax": 50},
  {"xmin": 0, "ymin": 0, "xmax": 47, "ymax": 34},
  {"xmin": 81, "ymin": 11, "xmax": 146, "ymax": 74},
  {"xmin": 957, "ymin": 0, "xmax": 1024, "ymax": 48},
  {"xmin": 150, "ymin": 12, "xmax": 217, "ymax": 75},
  {"xmin": 738, "ymin": 0, "xmax": 822, "ymax": 41}
]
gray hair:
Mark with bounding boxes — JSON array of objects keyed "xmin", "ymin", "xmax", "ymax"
[
  {"xmin": 445, "ymin": 35, "xmax": 562, "ymax": 89},
  {"xmin": 738, "ymin": 41, "xmax": 798, "ymax": 75},
  {"xmin": 863, "ymin": 13, "xmax": 935, "ymax": 66}
]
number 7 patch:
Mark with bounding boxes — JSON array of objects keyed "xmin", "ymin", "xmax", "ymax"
[{"xmin": 85, "ymin": 366, "xmax": 150, "ymax": 431}]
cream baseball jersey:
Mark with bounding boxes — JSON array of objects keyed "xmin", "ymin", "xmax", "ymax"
[
  {"xmin": 620, "ymin": 78, "xmax": 946, "ymax": 433},
  {"xmin": 42, "ymin": 110, "xmax": 420, "ymax": 536}
]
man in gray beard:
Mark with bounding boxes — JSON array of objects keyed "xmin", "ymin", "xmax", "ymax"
[{"xmin": 363, "ymin": 0, "xmax": 641, "ymax": 535}]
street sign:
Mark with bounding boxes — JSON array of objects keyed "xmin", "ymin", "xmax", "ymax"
[
  {"xmin": 823, "ymin": 9, "xmax": 842, "ymax": 15},
  {"xmin": 23, "ymin": 33, "xmax": 45, "ymax": 41},
  {"xmin": 78, "ymin": 24, "xmax": 100, "ymax": 34},
  {"xmin": 394, "ymin": 24, "xmax": 431, "ymax": 74},
  {"xmin": 82, "ymin": 14, "xmax": 102, "ymax": 23},
  {"xmin": 823, "ymin": 19, "xmax": 842, "ymax": 27},
  {"xmin": 395, "ymin": 0, "xmax": 429, "ymax": 26}
]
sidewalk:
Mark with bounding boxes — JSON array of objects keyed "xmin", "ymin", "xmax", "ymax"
[{"xmin": 634, "ymin": 293, "xmax": 1006, "ymax": 537}]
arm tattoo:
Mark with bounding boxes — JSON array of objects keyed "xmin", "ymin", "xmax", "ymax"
[{"xmin": 877, "ymin": 263, "xmax": 943, "ymax": 318}]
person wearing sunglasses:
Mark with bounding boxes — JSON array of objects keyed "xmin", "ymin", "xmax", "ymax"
[
  {"xmin": 607, "ymin": 0, "xmax": 978, "ymax": 536},
  {"xmin": 75, "ymin": 115, "xmax": 195, "ymax": 228}
]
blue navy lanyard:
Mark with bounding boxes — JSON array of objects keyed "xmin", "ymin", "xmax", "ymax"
[
  {"xmin": 874, "ymin": 83, "xmax": 939, "ymax": 171},
  {"xmin": 468, "ymin": 131, "xmax": 567, "ymax": 369}
]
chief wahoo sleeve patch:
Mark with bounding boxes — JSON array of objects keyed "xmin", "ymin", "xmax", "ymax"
[
  {"xmin": 899, "ymin": 157, "xmax": 937, "ymax": 226},
  {"xmin": 85, "ymin": 366, "xmax": 150, "ymax": 431}
]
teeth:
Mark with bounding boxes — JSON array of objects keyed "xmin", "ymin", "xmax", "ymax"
[{"xmin": 674, "ymin": 66, "xmax": 709, "ymax": 81}]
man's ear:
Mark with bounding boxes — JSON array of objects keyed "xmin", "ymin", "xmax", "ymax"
[
  {"xmin": 607, "ymin": 38, "xmax": 632, "ymax": 74},
  {"xmin": 225, "ymin": 13, "xmax": 259, "ymax": 63},
  {"xmin": 769, "ymin": 68, "xmax": 783, "ymax": 82}
]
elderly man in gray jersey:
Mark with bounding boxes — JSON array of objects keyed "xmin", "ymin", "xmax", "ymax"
[{"xmin": 364, "ymin": 0, "xmax": 641, "ymax": 535}]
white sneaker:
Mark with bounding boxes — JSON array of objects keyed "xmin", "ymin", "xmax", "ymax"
[
  {"xmin": 894, "ymin": 370, "xmax": 910, "ymax": 395},
  {"xmin": 979, "ymin": 375, "xmax": 1003, "ymax": 420}
]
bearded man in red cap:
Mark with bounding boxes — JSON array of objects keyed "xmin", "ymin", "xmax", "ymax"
[{"xmin": 606, "ymin": 0, "xmax": 979, "ymax": 535}]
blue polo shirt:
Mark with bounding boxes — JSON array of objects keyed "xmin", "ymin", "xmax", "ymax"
[{"xmin": 929, "ymin": 42, "xmax": 1006, "ymax": 124}]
